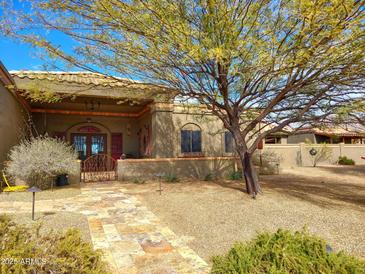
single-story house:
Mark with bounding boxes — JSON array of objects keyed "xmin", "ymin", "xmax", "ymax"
[{"xmin": 0, "ymin": 62, "xmax": 244, "ymax": 181}]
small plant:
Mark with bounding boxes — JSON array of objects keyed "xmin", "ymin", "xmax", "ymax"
[
  {"xmin": 164, "ymin": 173, "xmax": 179, "ymax": 183},
  {"xmin": 132, "ymin": 178, "xmax": 145, "ymax": 184},
  {"xmin": 305, "ymin": 142, "xmax": 332, "ymax": 167},
  {"xmin": 211, "ymin": 228, "xmax": 365, "ymax": 274},
  {"xmin": 0, "ymin": 214, "xmax": 108, "ymax": 273},
  {"xmin": 227, "ymin": 170, "xmax": 242, "ymax": 180},
  {"xmin": 338, "ymin": 156, "xmax": 355, "ymax": 165},
  {"xmin": 6, "ymin": 136, "xmax": 78, "ymax": 189},
  {"xmin": 204, "ymin": 173, "xmax": 215, "ymax": 181}
]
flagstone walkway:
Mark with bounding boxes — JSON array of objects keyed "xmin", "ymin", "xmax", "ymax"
[{"xmin": 0, "ymin": 183, "xmax": 209, "ymax": 274}]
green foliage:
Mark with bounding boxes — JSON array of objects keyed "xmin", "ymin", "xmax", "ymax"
[
  {"xmin": 6, "ymin": 136, "xmax": 78, "ymax": 189},
  {"xmin": 227, "ymin": 170, "xmax": 242, "ymax": 181},
  {"xmin": 132, "ymin": 178, "xmax": 145, "ymax": 184},
  {"xmin": 338, "ymin": 156, "xmax": 355, "ymax": 165},
  {"xmin": 203, "ymin": 173, "xmax": 215, "ymax": 181},
  {"xmin": 211, "ymin": 228, "xmax": 365, "ymax": 274},
  {"xmin": 0, "ymin": 214, "xmax": 108, "ymax": 274},
  {"xmin": 164, "ymin": 173, "xmax": 179, "ymax": 183}
]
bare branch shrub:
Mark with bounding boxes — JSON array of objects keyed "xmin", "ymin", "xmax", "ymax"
[{"xmin": 6, "ymin": 136, "xmax": 78, "ymax": 189}]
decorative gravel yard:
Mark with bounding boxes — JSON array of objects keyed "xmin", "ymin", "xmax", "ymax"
[{"xmin": 123, "ymin": 167, "xmax": 365, "ymax": 263}]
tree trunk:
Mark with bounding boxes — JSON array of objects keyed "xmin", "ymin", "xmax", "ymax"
[{"xmin": 238, "ymin": 151, "xmax": 261, "ymax": 198}]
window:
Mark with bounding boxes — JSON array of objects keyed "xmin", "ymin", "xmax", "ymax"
[
  {"xmin": 265, "ymin": 136, "xmax": 282, "ymax": 144},
  {"xmin": 181, "ymin": 124, "xmax": 202, "ymax": 153},
  {"xmin": 224, "ymin": 131, "xmax": 234, "ymax": 153}
]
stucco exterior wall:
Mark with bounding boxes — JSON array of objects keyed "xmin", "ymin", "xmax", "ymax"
[
  {"xmin": 151, "ymin": 104, "xmax": 228, "ymax": 158},
  {"xmin": 117, "ymin": 157, "xmax": 236, "ymax": 180},
  {"xmin": 0, "ymin": 84, "xmax": 28, "ymax": 170}
]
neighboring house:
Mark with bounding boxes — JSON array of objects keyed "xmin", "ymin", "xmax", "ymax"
[
  {"xmin": 288, "ymin": 126, "xmax": 365, "ymax": 144},
  {"xmin": 264, "ymin": 131, "xmax": 289, "ymax": 144}
]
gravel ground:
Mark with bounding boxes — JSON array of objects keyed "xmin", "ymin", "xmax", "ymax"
[
  {"xmin": 123, "ymin": 168, "xmax": 365, "ymax": 263},
  {"xmin": 7, "ymin": 211, "xmax": 91, "ymax": 242},
  {"xmin": 0, "ymin": 185, "xmax": 81, "ymax": 202}
]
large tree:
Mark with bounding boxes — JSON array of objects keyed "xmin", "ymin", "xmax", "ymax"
[{"xmin": 2, "ymin": 0, "xmax": 365, "ymax": 197}]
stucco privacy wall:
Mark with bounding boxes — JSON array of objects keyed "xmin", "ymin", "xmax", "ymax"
[
  {"xmin": 117, "ymin": 157, "xmax": 236, "ymax": 180},
  {"xmin": 264, "ymin": 143, "xmax": 365, "ymax": 167},
  {"xmin": 0, "ymin": 80, "xmax": 27, "ymax": 170}
]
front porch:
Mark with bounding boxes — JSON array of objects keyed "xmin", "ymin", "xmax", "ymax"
[{"xmin": 11, "ymin": 71, "xmax": 172, "ymax": 161}]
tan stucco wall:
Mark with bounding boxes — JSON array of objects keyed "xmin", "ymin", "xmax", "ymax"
[
  {"xmin": 117, "ymin": 157, "xmax": 236, "ymax": 180},
  {"xmin": 152, "ymin": 104, "xmax": 229, "ymax": 158},
  {"xmin": 263, "ymin": 143, "xmax": 365, "ymax": 167},
  {"xmin": 0, "ymin": 84, "xmax": 28, "ymax": 170}
]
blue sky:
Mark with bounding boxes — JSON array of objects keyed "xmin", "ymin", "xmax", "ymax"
[{"xmin": 0, "ymin": 0, "xmax": 79, "ymax": 71}]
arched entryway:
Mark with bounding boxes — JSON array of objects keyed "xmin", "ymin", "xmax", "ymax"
[{"xmin": 66, "ymin": 123, "xmax": 121, "ymax": 182}]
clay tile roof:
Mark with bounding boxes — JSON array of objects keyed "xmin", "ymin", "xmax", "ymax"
[
  {"xmin": 297, "ymin": 125, "xmax": 365, "ymax": 137},
  {"xmin": 9, "ymin": 70, "xmax": 150, "ymax": 87}
]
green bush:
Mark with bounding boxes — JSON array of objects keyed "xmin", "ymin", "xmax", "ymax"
[
  {"xmin": 204, "ymin": 173, "xmax": 215, "ymax": 181},
  {"xmin": 164, "ymin": 173, "xmax": 179, "ymax": 183},
  {"xmin": 211, "ymin": 229, "xmax": 365, "ymax": 274},
  {"xmin": 227, "ymin": 170, "xmax": 242, "ymax": 180},
  {"xmin": 338, "ymin": 156, "xmax": 355, "ymax": 165},
  {"xmin": 0, "ymin": 214, "xmax": 109, "ymax": 274},
  {"xmin": 132, "ymin": 178, "xmax": 146, "ymax": 184}
]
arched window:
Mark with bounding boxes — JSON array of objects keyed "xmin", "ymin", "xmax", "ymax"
[{"xmin": 181, "ymin": 123, "xmax": 202, "ymax": 153}]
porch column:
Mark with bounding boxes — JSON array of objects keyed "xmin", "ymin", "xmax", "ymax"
[{"xmin": 151, "ymin": 103, "xmax": 175, "ymax": 158}]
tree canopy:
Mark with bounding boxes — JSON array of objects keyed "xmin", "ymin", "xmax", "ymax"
[{"xmin": 2, "ymin": 0, "xmax": 365, "ymax": 196}]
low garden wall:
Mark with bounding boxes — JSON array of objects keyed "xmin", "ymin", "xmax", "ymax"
[
  {"xmin": 68, "ymin": 160, "xmax": 81, "ymax": 184},
  {"xmin": 117, "ymin": 143, "xmax": 365, "ymax": 180},
  {"xmin": 117, "ymin": 157, "xmax": 236, "ymax": 180}
]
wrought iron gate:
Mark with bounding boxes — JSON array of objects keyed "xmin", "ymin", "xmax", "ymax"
[{"xmin": 81, "ymin": 154, "xmax": 117, "ymax": 182}]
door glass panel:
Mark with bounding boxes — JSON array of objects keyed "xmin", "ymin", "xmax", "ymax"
[
  {"xmin": 91, "ymin": 135, "xmax": 105, "ymax": 155},
  {"xmin": 73, "ymin": 135, "xmax": 87, "ymax": 160}
]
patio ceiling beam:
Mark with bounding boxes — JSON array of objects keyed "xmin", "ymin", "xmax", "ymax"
[{"xmin": 31, "ymin": 106, "xmax": 150, "ymax": 118}]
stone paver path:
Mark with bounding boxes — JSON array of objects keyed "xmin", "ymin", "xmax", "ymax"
[{"xmin": 0, "ymin": 183, "xmax": 209, "ymax": 274}]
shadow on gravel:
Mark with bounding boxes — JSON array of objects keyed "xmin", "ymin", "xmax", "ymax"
[
  {"xmin": 211, "ymin": 173, "xmax": 365, "ymax": 209},
  {"xmin": 261, "ymin": 174, "xmax": 365, "ymax": 209}
]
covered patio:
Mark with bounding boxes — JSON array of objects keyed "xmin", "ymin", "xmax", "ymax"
[{"xmin": 11, "ymin": 71, "xmax": 174, "ymax": 161}]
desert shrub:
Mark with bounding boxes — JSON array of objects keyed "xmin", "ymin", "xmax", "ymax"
[
  {"xmin": 6, "ymin": 136, "xmax": 78, "ymax": 189},
  {"xmin": 305, "ymin": 142, "xmax": 332, "ymax": 167},
  {"xmin": 338, "ymin": 156, "xmax": 355, "ymax": 165},
  {"xmin": 132, "ymin": 178, "xmax": 146, "ymax": 184},
  {"xmin": 164, "ymin": 173, "xmax": 179, "ymax": 183},
  {"xmin": 227, "ymin": 170, "xmax": 242, "ymax": 180},
  {"xmin": 0, "ymin": 214, "xmax": 108, "ymax": 274},
  {"xmin": 211, "ymin": 228, "xmax": 365, "ymax": 274},
  {"xmin": 204, "ymin": 173, "xmax": 215, "ymax": 181}
]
